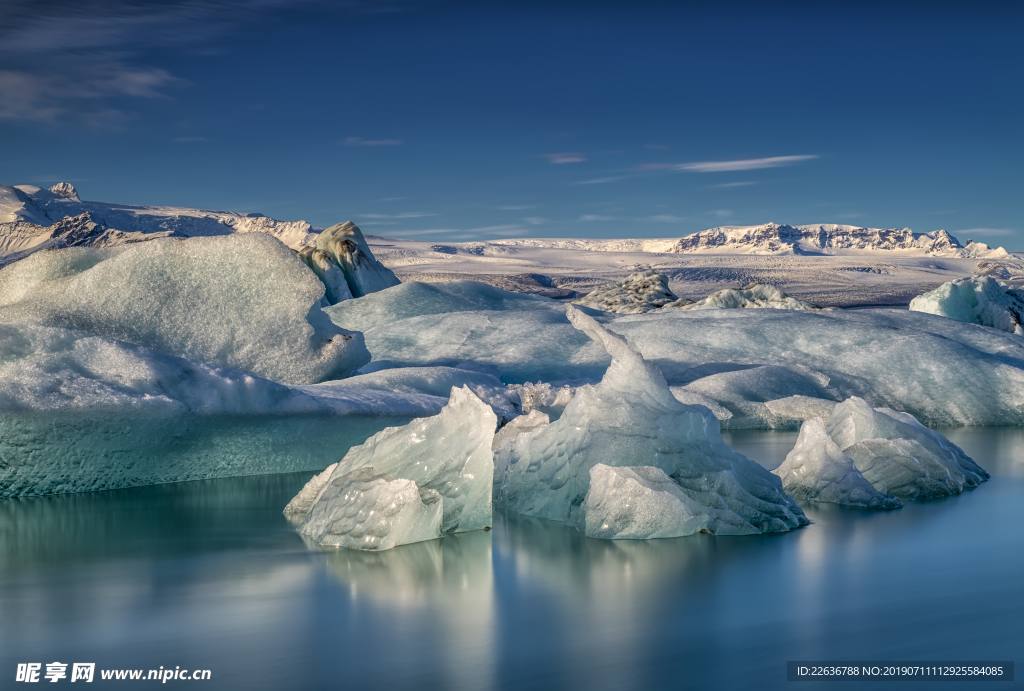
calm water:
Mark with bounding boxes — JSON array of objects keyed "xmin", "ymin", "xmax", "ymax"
[{"xmin": 1, "ymin": 429, "xmax": 1022, "ymax": 690}]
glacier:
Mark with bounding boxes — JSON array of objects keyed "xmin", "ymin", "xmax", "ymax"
[
  {"xmin": 772, "ymin": 418, "xmax": 902, "ymax": 509},
  {"xmin": 493, "ymin": 305, "xmax": 808, "ymax": 537},
  {"xmin": 291, "ymin": 467, "xmax": 443, "ymax": 551},
  {"xmin": 291, "ymin": 385, "xmax": 497, "ymax": 534},
  {"xmin": 0, "ymin": 233, "xmax": 369, "ymax": 384},
  {"xmin": 910, "ymin": 275, "xmax": 1024, "ymax": 335}
]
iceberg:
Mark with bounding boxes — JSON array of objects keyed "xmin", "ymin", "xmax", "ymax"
[
  {"xmin": 293, "ymin": 467, "xmax": 443, "ymax": 551},
  {"xmin": 764, "ymin": 395, "xmax": 837, "ymax": 424},
  {"xmin": 583, "ymin": 464, "xmax": 767, "ymax": 538},
  {"xmin": 296, "ymin": 385, "xmax": 497, "ymax": 534},
  {"xmin": 910, "ymin": 275, "xmax": 1024, "ymax": 335},
  {"xmin": 826, "ymin": 397, "xmax": 988, "ymax": 499},
  {"xmin": 0, "ymin": 234, "xmax": 369, "ymax": 384},
  {"xmin": 296, "ymin": 246, "xmax": 354, "ymax": 305},
  {"xmin": 574, "ymin": 270, "xmax": 684, "ymax": 313},
  {"xmin": 772, "ymin": 418, "xmax": 901, "ymax": 509},
  {"xmin": 494, "ymin": 305, "xmax": 807, "ymax": 537},
  {"xmin": 312, "ymin": 221, "xmax": 401, "ymax": 298},
  {"xmin": 670, "ymin": 283, "xmax": 817, "ymax": 311}
]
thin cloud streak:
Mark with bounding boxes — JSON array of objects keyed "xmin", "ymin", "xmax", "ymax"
[
  {"xmin": 675, "ymin": 155, "xmax": 817, "ymax": 172},
  {"xmin": 956, "ymin": 227, "xmax": 1015, "ymax": 237},
  {"xmin": 544, "ymin": 152, "xmax": 586, "ymax": 164}
]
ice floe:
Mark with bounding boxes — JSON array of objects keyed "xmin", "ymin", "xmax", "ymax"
[
  {"xmin": 290, "ymin": 385, "xmax": 497, "ymax": 535},
  {"xmin": 574, "ymin": 270, "xmax": 682, "ymax": 313},
  {"xmin": 493, "ymin": 305, "xmax": 808, "ymax": 537},
  {"xmin": 910, "ymin": 275, "xmax": 1024, "ymax": 335},
  {"xmin": 292, "ymin": 467, "xmax": 443, "ymax": 551}
]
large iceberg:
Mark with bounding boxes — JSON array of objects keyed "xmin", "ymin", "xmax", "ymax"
[
  {"xmin": 910, "ymin": 275, "xmax": 1024, "ymax": 335},
  {"xmin": 494, "ymin": 306, "xmax": 807, "ymax": 537},
  {"xmin": 289, "ymin": 385, "xmax": 497, "ymax": 534},
  {"xmin": 772, "ymin": 418, "xmax": 902, "ymax": 509},
  {"xmin": 0, "ymin": 234, "xmax": 369, "ymax": 384},
  {"xmin": 291, "ymin": 467, "xmax": 443, "ymax": 551},
  {"xmin": 344, "ymin": 282, "xmax": 1024, "ymax": 425}
]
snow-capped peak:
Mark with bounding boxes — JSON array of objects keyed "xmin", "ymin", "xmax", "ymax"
[{"xmin": 49, "ymin": 182, "xmax": 80, "ymax": 201}]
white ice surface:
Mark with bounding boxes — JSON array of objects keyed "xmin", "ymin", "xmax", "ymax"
[
  {"xmin": 772, "ymin": 418, "xmax": 901, "ymax": 509},
  {"xmin": 319, "ymin": 386, "xmax": 497, "ymax": 533},
  {"xmin": 339, "ymin": 282, "xmax": 1024, "ymax": 426},
  {"xmin": 0, "ymin": 234, "xmax": 369, "ymax": 384},
  {"xmin": 910, "ymin": 275, "xmax": 1024, "ymax": 335},
  {"xmin": 312, "ymin": 221, "xmax": 401, "ymax": 298},
  {"xmin": 494, "ymin": 306, "xmax": 807, "ymax": 537}
]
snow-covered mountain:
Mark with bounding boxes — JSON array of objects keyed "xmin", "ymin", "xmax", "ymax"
[
  {"xmin": 0, "ymin": 183, "xmax": 318, "ymax": 261},
  {"xmin": 667, "ymin": 222, "xmax": 1007, "ymax": 257}
]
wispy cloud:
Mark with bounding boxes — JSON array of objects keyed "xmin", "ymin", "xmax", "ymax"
[
  {"xmin": 647, "ymin": 214, "xmax": 687, "ymax": 222},
  {"xmin": 359, "ymin": 212, "xmax": 434, "ymax": 219},
  {"xmin": 544, "ymin": 152, "xmax": 586, "ymax": 164},
  {"xmin": 955, "ymin": 227, "xmax": 1015, "ymax": 237},
  {"xmin": 711, "ymin": 181, "xmax": 757, "ymax": 188},
  {"xmin": 523, "ymin": 217, "xmax": 548, "ymax": 225},
  {"xmin": 390, "ymin": 224, "xmax": 529, "ymax": 239},
  {"xmin": 674, "ymin": 155, "xmax": 817, "ymax": 173},
  {"xmin": 712, "ymin": 209, "xmax": 732, "ymax": 218},
  {"xmin": 574, "ymin": 176, "xmax": 626, "ymax": 185},
  {"xmin": 577, "ymin": 214, "xmax": 616, "ymax": 222},
  {"xmin": 344, "ymin": 137, "xmax": 403, "ymax": 147}
]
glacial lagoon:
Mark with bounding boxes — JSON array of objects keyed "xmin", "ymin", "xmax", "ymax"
[{"xmin": 1, "ymin": 429, "xmax": 1020, "ymax": 690}]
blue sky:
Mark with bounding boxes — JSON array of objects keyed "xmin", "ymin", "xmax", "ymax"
[{"xmin": 1, "ymin": 1, "xmax": 1021, "ymax": 246}]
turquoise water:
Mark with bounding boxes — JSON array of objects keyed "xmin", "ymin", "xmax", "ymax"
[{"xmin": 0, "ymin": 429, "xmax": 1021, "ymax": 690}]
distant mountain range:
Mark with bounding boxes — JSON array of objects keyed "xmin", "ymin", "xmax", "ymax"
[{"xmin": 0, "ymin": 183, "xmax": 1009, "ymax": 265}]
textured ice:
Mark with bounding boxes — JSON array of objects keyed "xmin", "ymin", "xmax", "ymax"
[
  {"xmin": 826, "ymin": 397, "xmax": 989, "ymax": 499},
  {"xmin": 910, "ymin": 275, "xmax": 1024, "ymax": 335},
  {"xmin": 309, "ymin": 366, "xmax": 521, "ymax": 423},
  {"xmin": 574, "ymin": 270, "xmax": 684, "ymax": 313},
  {"xmin": 492, "ymin": 409, "xmax": 550, "ymax": 451},
  {"xmin": 668, "ymin": 387, "xmax": 733, "ymax": 420},
  {"xmin": 764, "ymin": 395, "xmax": 838, "ymax": 423},
  {"xmin": 296, "ymin": 246, "xmax": 354, "ymax": 305},
  {"xmin": 312, "ymin": 221, "xmax": 401, "ymax": 298},
  {"xmin": 311, "ymin": 386, "xmax": 496, "ymax": 533},
  {"xmin": 583, "ymin": 464, "xmax": 769, "ymax": 538},
  {"xmin": 292, "ymin": 467, "xmax": 442, "ymax": 551},
  {"xmin": 670, "ymin": 283, "xmax": 817, "ymax": 311},
  {"xmin": 0, "ymin": 234, "xmax": 369, "ymax": 384},
  {"xmin": 772, "ymin": 419, "xmax": 901, "ymax": 509},
  {"xmin": 506, "ymin": 381, "xmax": 577, "ymax": 417},
  {"xmin": 494, "ymin": 306, "xmax": 807, "ymax": 537},
  {"xmin": 326, "ymin": 279, "xmax": 559, "ymax": 333}
]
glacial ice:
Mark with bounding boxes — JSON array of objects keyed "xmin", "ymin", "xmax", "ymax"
[
  {"xmin": 0, "ymin": 234, "xmax": 369, "ymax": 384},
  {"xmin": 764, "ymin": 395, "xmax": 838, "ymax": 424},
  {"xmin": 826, "ymin": 397, "xmax": 988, "ymax": 499},
  {"xmin": 297, "ymin": 246, "xmax": 354, "ymax": 305},
  {"xmin": 0, "ymin": 322, "xmax": 454, "ymax": 497},
  {"xmin": 671, "ymin": 283, "xmax": 817, "ymax": 311},
  {"xmin": 772, "ymin": 418, "xmax": 901, "ymax": 509},
  {"xmin": 326, "ymin": 279, "xmax": 559, "ymax": 333},
  {"xmin": 910, "ymin": 275, "xmax": 1024, "ymax": 335},
  {"xmin": 312, "ymin": 221, "xmax": 401, "ymax": 298},
  {"xmin": 574, "ymin": 270, "xmax": 683, "ymax": 313},
  {"xmin": 293, "ymin": 467, "xmax": 443, "ymax": 551},
  {"xmin": 493, "ymin": 306, "xmax": 808, "ymax": 536},
  {"xmin": 353, "ymin": 290, "xmax": 1024, "ymax": 425},
  {"xmin": 583, "ymin": 464, "xmax": 767, "ymax": 538},
  {"xmin": 299, "ymin": 385, "xmax": 497, "ymax": 533}
]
